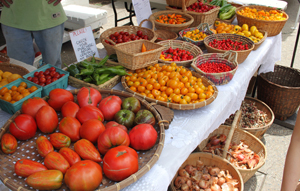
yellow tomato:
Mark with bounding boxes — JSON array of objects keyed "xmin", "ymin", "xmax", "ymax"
[
  {"xmin": 242, "ymin": 24, "xmax": 249, "ymax": 31},
  {"xmin": 250, "ymin": 26, "xmax": 258, "ymax": 35},
  {"xmin": 242, "ymin": 31, "xmax": 251, "ymax": 37}
]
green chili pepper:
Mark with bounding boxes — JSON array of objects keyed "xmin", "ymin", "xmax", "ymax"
[
  {"xmin": 63, "ymin": 63, "xmax": 80, "ymax": 77},
  {"xmin": 76, "ymin": 65, "xmax": 94, "ymax": 77},
  {"xmin": 83, "ymin": 76, "xmax": 92, "ymax": 83},
  {"xmin": 95, "ymin": 67, "xmax": 130, "ymax": 76},
  {"xmin": 97, "ymin": 75, "xmax": 115, "ymax": 85},
  {"xmin": 91, "ymin": 53, "xmax": 96, "ymax": 63},
  {"xmin": 80, "ymin": 55, "xmax": 110, "ymax": 68}
]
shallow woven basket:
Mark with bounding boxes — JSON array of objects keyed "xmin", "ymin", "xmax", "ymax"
[
  {"xmin": 204, "ymin": 33, "xmax": 254, "ymax": 64},
  {"xmin": 100, "ymin": 19, "xmax": 157, "ymax": 56},
  {"xmin": 191, "ymin": 51, "xmax": 238, "ymax": 85},
  {"xmin": 198, "ymin": 111, "xmax": 267, "ymax": 183},
  {"xmin": 157, "ymin": 40, "xmax": 203, "ymax": 67},
  {"xmin": 257, "ymin": 65, "xmax": 300, "ymax": 121},
  {"xmin": 0, "ymin": 62, "xmax": 29, "ymax": 76},
  {"xmin": 241, "ymin": 97, "xmax": 275, "ymax": 139},
  {"xmin": 170, "ymin": 152, "xmax": 244, "ymax": 191},
  {"xmin": 179, "ymin": 23, "xmax": 214, "ymax": 47},
  {"xmin": 154, "ymin": 30, "xmax": 178, "ymax": 42},
  {"xmin": 109, "ymin": 39, "xmax": 165, "ymax": 70},
  {"xmin": 166, "ymin": 3, "xmax": 220, "ymax": 27},
  {"xmin": 236, "ymin": 5, "xmax": 289, "ymax": 37},
  {"xmin": 149, "ymin": 10, "xmax": 194, "ymax": 34},
  {"xmin": 121, "ymin": 64, "xmax": 218, "ymax": 110},
  {"xmin": 0, "ymin": 89, "xmax": 165, "ymax": 191},
  {"xmin": 166, "ymin": 0, "xmax": 197, "ymax": 8}
]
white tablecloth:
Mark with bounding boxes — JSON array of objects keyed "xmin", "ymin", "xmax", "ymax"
[{"xmin": 0, "ymin": 33, "xmax": 281, "ymax": 191}]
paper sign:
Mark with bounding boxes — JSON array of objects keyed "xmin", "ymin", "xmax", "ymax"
[
  {"xmin": 132, "ymin": 0, "xmax": 153, "ymax": 29},
  {"xmin": 69, "ymin": 26, "xmax": 100, "ymax": 62}
]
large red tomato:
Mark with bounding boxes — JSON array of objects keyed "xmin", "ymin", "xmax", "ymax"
[
  {"xmin": 59, "ymin": 117, "xmax": 81, "ymax": 142},
  {"xmin": 79, "ymin": 119, "xmax": 105, "ymax": 144},
  {"xmin": 77, "ymin": 87, "xmax": 102, "ymax": 108},
  {"xmin": 129, "ymin": 124, "xmax": 157, "ymax": 150},
  {"xmin": 76, "ymin": 105, "xmax": 104, "ymax": 124},
  {"xmin": 65, "ymin": 160, "xmax": 102, "ymax": 191},
  {"xmin": 35, "ymin": 105, "xmax": 58, "ymax": 133},
  {"xmin": 103, "ymin": 146, "xmax": 138, "ymax": 181},
  {"xmin": 98, "ymin": 96, "xmax": 122, "ymax": 121},
  {"xmin": 48, "ymin": 89, "xmax": 74, "ymax": 111},
  {"xmin": 9, "ymin": 114, "xmax": 37, "ymax": 140},
  {"xmin": 61, "ymin": 101, "xmax": 79, "ymax": 118},
  {"xmin": 21, "ymin": 97, "xmax": 49, "ymax": 118},
  {"xmin": 105, "ymin": 121, "xmax": 127, "ymax": 133},
  {"xmin": 97, "ymin": 126, "xmax": 130, "ymax": 155}
]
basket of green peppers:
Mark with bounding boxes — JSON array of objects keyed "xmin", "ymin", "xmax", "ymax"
[
  {"xmin": 210, "ymin": 0, "xmax": 238, "ymax": 23},
  {"xmin": 65, "ymin": 55, "xmax": 130, "ymax": 89}
]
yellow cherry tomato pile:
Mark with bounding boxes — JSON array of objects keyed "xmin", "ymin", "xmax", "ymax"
[
  {"xmin": 182, "ymin": 29, "xmax": 208, "ymax": 41},
  {"xmin": 124, "ymin": 63, "xmax": 214, "ymax": 104},
  {"xmin": 0, "ymin": 70, "xmax": 23, "ymax": 88},
  {"xmin": 237, "ymin": 7, "xmax": 287, "ymax": 21},
  {"xmin": 214, "ymin": 21, "xmax": 264, "ymax": 43}
]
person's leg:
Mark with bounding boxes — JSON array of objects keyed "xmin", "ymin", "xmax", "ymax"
[
  {"xmin": 33, "ymin": 23, "xmax": 64, "ymax": 68},
  {"xmin": 1, "ymin": 24, "xmax": 35, "ymax": 65}
]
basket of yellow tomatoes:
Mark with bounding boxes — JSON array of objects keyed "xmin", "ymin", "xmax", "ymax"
[
  {"xmin": 236, "ymin": 5, "xmax": 288, "ymax": 37},
  {"xmin": 179, "ymin": 23, "xmax": 214, "ymax": 47}
]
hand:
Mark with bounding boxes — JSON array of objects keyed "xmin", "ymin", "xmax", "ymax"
[
  {"xmin": 48, "ymin": 0, "xmax": 61, "ymax": 6},
  {"xmin": 0, "ymin": 0, "xmax": 13, "ymax": 8}
]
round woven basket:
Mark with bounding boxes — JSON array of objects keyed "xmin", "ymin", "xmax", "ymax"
[
  {"xmin": 203, "ymin": 33, "xmax": 254, "ymax": 64},
  {"xmin": 236, "ymin": 5, "xmax": 289, "ymax": 37},
  {"xmin": 154, "ymin": 30, "xmax": 178, "ymax": 42},
  {"xmin": 241, "ymin": 97, "xmax": 275, "ymax": 139},
  {"xmin": 0, "ymin": 89, "xmax": 165, "ymax": 191},
  {"xmin": 170, "ymin": 152, "xmax": 244, "ymax": 191},
  {"xmin": 100, "ymin": 19, "xmax": 157, "ymax": 56},
  {"xmin": 121, "ymin": 64, "xmax": 218, "ymax": 110},
  {"xmin": 0, "ymin": 62, "xmax": 29, "ymax": 76},
  {"xmin": 157, "ymin": 40, "xmax": 203, "ymax": 67},
  {"xmin": 257, "ymin": 65, "xmax": 300, "ymax": 121},
  {"xmin": 191, "ymin": 51, "xmax": 238, "ymax": 85},
  {"xmin": 166, "ymin": 0, "xmax": 197, "ymax": 8},
  {"xmin": 149, "ymin": 10, "xmax": 194, "ymax": 34}
]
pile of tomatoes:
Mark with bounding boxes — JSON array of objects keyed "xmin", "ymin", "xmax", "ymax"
[
  {"xmin": 27, "ymin": 67, "xmax": 65, "ymax": 87},
  {"xmin": 105, "ymin": 30, "xmax": 149, "ymax": 45},
  {"xmin": 183, "ymin": 29, "xmax": 208, "ymax": 41},
  {"xmin": 208, "ymin": 39, "xmax": 249, "ymax": 51},
  {"xmin": 197, "ymin": 62, "xmax": 233, "ymax": 73},
  {"xmin": 125, "ymin": 63, "xmax": 214, "ymax": 104},
  {"xmin": 187, "ymin": 2, "xmax": 216, "ymax": 12},
  {"xmin": 160, "ymin": 47, "xmax": 194, "ymax": 62}
]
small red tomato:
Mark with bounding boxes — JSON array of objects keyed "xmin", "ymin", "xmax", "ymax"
[
  {"xmin": 34, "ymin": 72, "xmax": 39, "ymax": 77},
  {"xmin": 50, "ymin": 70, "xmax": 56, "ymax": 77},
  {"xmin": 1, "ymin": 133, "xmax": 17, "ymax": 154},
  {"xmin": 59, "ymin": 74, "xmax": 65, "ymax": 78},
  {"xmin": 52, "ymin": 77, "xmax": 58, "ymax": 82},
  {"xmin": 39, "ymin": 77, "xmax": 46, "ymax": 83},
  {"xmin": 49, "ymin": 67, "xmax": 56, "ymax": 72},
  {"xmin": 27, "ymin": 76, "xmax": 32, "ymax": 81},
  {"xmin": 59, "ymin": 147, "xmax": 81, "ymax": 166},
  {"xmin": 44, "ymin": 70, "xmax": 50, "ymax": 76}
]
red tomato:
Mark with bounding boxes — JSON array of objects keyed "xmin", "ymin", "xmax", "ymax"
[
  {"xmin": 74, "ymin": 139, "xmax": 102, "ymax": 162},
  {"xmin": 59, "ymin": 147, "xmax": 81, "ymax": 166},
  {"xmin": 36, "ymin": 136, "xmax": 54, "ymax": 158},
  {"xmin": 9, "ymin": 114, "xmax": 37, "ymax": 140},
  {"xmin": 61, "ymin": 101, "xmax": 79, "ymax": 118},
  {"xmin": 59, "ymin": 116, "xmax": 81, "ymax": 142},
  {"xmin": 47, "ymin": 89, "xmax": 74, "ymax": 111},
  {"xmin": 98, "ymin": 96, "xmax": 122, "ymax": 121},
  {"xmin": 103, "ymin": 146, "xmax": 138, "ymax": 181},
  {"xmin": 15, "ymin": 159, "xmax": 48, "ymax": 178},
  {"xmin": 97, "ymin": 126, "xmax": 130, "ymax": 155},
  {"xmin": 79, "ymin": 119, "xmax": 105, "ymax": 144},
  {"xmin": 77, "ymin": 87, "xmax": 102, "ymax": 108},
  {"xmin": 44, "ymin": 151, "xmax": 70, "ymax": 174},
  {"xmin": 49, "ymin": 133, "xmax": 71, "ymax": 149},
  {"xmin": 105, "ymin": 121, "xmax": 128, "ymax": 133},
  {"xmin": 1, "ymin": 133, "xmax": 17, "ymax": 154},
  {"xmin": 65, "ymin": 160, "xmax": 102, "ymax": 191},
  {"xmin": 129, "ymin": 124, "xmax": 157, "ymax": 150},
  {"xmin": 21, "ymin": 97, "xmax": 49, "ymax": 118},
  {"xmin": 35, "ymin": 105, "xmax": 58, "ymax": 134},
  {"xmin": 25, "ymin": 170, "xmax": 63, "ymax": 190},
  {"xmin": 76, "ymin": 105, "xmax": 104, "ymax": 124}
]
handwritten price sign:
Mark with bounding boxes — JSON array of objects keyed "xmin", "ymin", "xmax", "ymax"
[{"xmin": 69, "ymin": 26, "xmax": 100, "ymax": 62}]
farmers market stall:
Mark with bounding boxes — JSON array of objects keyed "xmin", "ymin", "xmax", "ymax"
[{"xmin": 0, "ymin": 32, "xmax": 281, "ymax": 190}]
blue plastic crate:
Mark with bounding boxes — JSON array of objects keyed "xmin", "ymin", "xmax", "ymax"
[
  {"xmin": 23, "ymin": 64, "xmax": 69, "ymax": 97},
  {"xmin": 0, "ymin": 78, "xmax": 43, "ymax": 114}
]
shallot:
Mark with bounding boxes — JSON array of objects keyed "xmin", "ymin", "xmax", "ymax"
[
  {"xmin": 179, "ymin": 169, "xmax": 190, "ymax": 178},
  {"xmin": 209, "ymin": 167, "xmax": 221, "ymax": 176},
  {"xmin": 211, "ymin": 183, "xmax": 221, "ymax": 191}
]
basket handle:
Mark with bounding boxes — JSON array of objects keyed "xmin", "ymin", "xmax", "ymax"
[
  {"xmin": 139, "ymin": 19, "xmax": 155, "ymax": 31},
  {"xmin": 181, "ymin": 0, "xmax": 188, "ymax": 13},
  {"xmin": 196, "ymin": 23, "xmax": 214, "ymax": 34},
  {"xmin": 220, "ymin": 50, "xmax": 238, "ymax": 65},
  {"xmin": 222, "ymin": 110, "xmax": 242, "ymax": 159}
]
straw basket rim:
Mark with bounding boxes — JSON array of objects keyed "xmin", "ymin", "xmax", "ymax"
[
  {"xmin": 0, "ymin": 62, "xmax": 30, "ymax": 76},
  {"xmin": 0, "ymin": 89, "xmax": 165, "ymax": 191},
  {"xmin": 154, "ymin": 29, "xmax": 178, "ymax": 42},
  {"xmin": 166, "ymin": 3, "xmax": 220, "ymax": 16}
]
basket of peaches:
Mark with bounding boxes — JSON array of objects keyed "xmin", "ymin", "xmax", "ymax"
[{"xmin": 121, "ymin": 63, "xmax": 218, "ymax": 110}]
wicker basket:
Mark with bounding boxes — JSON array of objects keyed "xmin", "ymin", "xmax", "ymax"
[
  {"xmin": 257, "ymin": 65, "xmax": 300, "ymax": 121},
  {"xmin": 236, "ymin": 5, "xmax": 289, "ymax": 37},
  {"xmin": 198, "ymin": 111, "xmax": 267, "ymax": 183},
  {"xmin": 149, "ymin": 10, "xmax": 194, "ymax": 34},
  {"xmin": 166, "ymin": 0, "xmax": 197, "ymax": 8},
  {"xmin": 0, "ymin": 62, "xmax": 29, "ymax": 76},
  {"xmin": 0, "ymin": 89, "xmax": 165, "ymax": 191},
  {"xmin": 179, "ymin": 23, "xmax": 214, "ymax": 47},
  {"xmin": 204, "ymin": 33, "xmax": 254, "ymax": 64},
  {"xmin": 170, "ymin": 152, "xmax": 244, "ymax": 191},
  {"xmin": 108, "ymin": 39, "xmax": 165, "ymax": 70},
  {"xmin": 121, "ymin": 64, "xmax": 218, "ymax": 110},
  {"xmin": 0, "ymin": 53, "xmax": 10, "ymax": 64},
  {"xmin": 191, "ymin": 50, "xmax": 238, "ymax": 85},
  {"xmin": 166, "ymin": 3, "xmax": 220, "ymax": 27},
  {"xmin": 157, "ymin": 40, "xmax": 203, "ymax": 67},
  {"xmin": 154, "ymin": 30, "xmax": 178, "ymax": 42},
  {"xmin": 100, "ymin": 19, "xmax": 157, "ymax": 56}
]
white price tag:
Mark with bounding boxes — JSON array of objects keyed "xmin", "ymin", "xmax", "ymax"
[{"xmin": 132, "ymin": 0, "xmax": 153, "ymax": 29}]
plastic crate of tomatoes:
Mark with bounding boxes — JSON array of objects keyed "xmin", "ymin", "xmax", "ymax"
[
  {"xmin": 23, "ymin": 64, "xmax": 69, "ymax": 97},
  {"xmin": 0, "ymin": 78, "xmax": 42, "ymax": 114}
]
